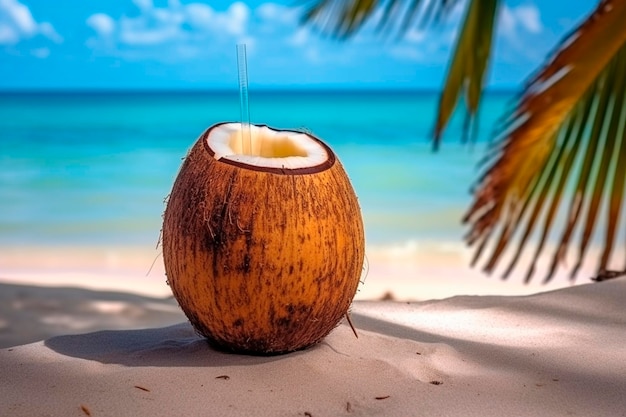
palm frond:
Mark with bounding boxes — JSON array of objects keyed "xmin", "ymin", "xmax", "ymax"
[
  {"xmin": 464, "ymin": 0, "xmax": 626, "ymax": 283},
  {"xmin": 433, "ymin": 0, "xmax": 498, "ymax": 148},
  {"xmin": 300, "ymin": 0, "xmax": 498, "ymax": 146},
  {"xmin": 300, "ymin": 0, "xmax": 462, "ymax": 39}
]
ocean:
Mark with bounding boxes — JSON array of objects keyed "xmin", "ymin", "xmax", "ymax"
[{"xmin": 0, "ymin": 90, "xmax": 511, "ymax": 250}]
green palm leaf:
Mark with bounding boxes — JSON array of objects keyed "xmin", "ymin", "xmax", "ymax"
[
  {"xmin": 301, "ymin": 0, "xmax": 626, "ymax": 283},
  {"xmin": 301, "ymin": 0, "xmax": 462, "ymax": 39},
  {"xmin": 464, "ymin": 0, "xmax": 626, "ymax": 282},
  {"xmin": 300, "ymin": 0, "xmax": 495, "ymax": 145},
  {"xmin": 433, "ymin": 0, "xmax": 498, "ymax": 148}
]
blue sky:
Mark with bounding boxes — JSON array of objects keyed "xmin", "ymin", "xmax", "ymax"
[{"xmin": 0, "ymin": 0, "xmax": 592, "ymax": 90}]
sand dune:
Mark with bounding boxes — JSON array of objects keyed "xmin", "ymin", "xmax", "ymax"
[{"xmin": 1, "ymin": 278, "xmax": 625, "ymax": 416}]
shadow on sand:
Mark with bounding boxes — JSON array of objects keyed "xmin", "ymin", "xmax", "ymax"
[{"xmin": 44, "ymin": 322, "xmax": 303, "ymax": 367}]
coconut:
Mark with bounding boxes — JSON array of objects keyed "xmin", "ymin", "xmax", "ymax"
[{"xmin": 162, "ymin": 122, "xmax": 365, "ymax": 354}]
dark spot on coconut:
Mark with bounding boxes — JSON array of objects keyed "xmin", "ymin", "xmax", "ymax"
[
  {"xmin": 268, "ymin": 306, "xmax": 276, "ymax": 324},
  {"xmin": 242, "ymin": 253, "xmax": 251, "ymax": 273},
  {"xmin": 233, "ymin": 318, "xmax": 244, "ymax": 327},
  {"xmin": 206, "ymin": 209, "xmax": 228, "ymax": 247},
  {"xmin": 333, "ymin": 276, "xmax": 343, "ymax": 288},
  {"xmin": 276, "ymin": 317, "xmax": 291, "ymax": 328},
  {"xmin": 289, "ymin": 265, "xmax": 294, "ymax": 275},
  {"xmin": 203, "ymin": 232, "xmax": 216, "ymax": 251},
  {"xmin": 297, "ymin": 304, "xmax": 312, "ymax": 315}
]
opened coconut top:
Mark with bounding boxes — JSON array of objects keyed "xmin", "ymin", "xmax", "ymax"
[{"xmin": 206, "ymin": 123, "xmax": 333, "ymax": 173}]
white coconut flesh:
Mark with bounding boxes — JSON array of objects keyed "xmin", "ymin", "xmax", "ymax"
[{"xmin": 208, "ymin": 123, "xmax": 329, "ymax": 170}]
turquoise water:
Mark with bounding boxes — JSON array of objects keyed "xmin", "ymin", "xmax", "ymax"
[{"xmin": 0, "ymin": 90, "xmax": 511, "ymax": 247}]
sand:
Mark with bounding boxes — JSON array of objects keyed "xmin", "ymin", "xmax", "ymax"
[
  {"xmin": 0, "ymin": 283, "xmax": 184, "ymax": 348},
  {"xmin": 1, "ymin": 277, "xmax": 625, "ymax": 417},
  {"xmin": 0, "ymin": 243, "xmax": 594, "ymax": 301}
]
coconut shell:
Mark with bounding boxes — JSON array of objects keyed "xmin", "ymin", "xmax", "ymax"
[{"xmin": 162, "ymin": 123, "xmax": 365, "ymax": 354}]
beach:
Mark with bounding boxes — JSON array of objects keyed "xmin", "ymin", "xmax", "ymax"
[
  {"xmin": 2, "ymin": 90, "xmax": 612, "ymax": 296},
  {"xmin": 1, "ymin": 277, "xmax": 625, "ymax": 416},
  {"xmin": 0, "ymin": 238, "xmax": 598, "ymax": 349},
  {"xmin": 2, "ymin": 90, "xmax": 625, "ymax": 415}
]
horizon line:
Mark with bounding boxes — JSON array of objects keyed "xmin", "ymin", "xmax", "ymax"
[{"xmin": 0, "ymin": 87, "xmax": 517, "ymax": 94}]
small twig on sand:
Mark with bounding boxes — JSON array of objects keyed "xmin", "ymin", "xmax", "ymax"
[
  {"xmin": 345, "ymin": 313, "xmax": 358, "ymax": 339},
  {"xmin": 591, "ymin": 269, "xmax": 626, "ymax": 282}
]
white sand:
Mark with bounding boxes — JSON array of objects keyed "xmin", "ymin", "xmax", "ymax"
[
  {"xmin": 1, "ymin": 278, "xmax": 625, "ymax": 417},
  {"xmin": 0, "ymin": 245, "xmax": 172, "ymax": 298},
  {"xmin": 0, "ymin": 283, "xmax": 184, "ymax": 348},
  {"xmin": 0, "ymin": 243, "xmax": 597, "ymax": 301}
]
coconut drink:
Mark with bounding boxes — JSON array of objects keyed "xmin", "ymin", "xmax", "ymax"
[{"xmin": 162, "ymin": 122, "xmax": 365, "ymax": 354}]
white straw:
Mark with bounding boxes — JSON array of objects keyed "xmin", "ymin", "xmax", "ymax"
[{"xmin": 236, "ymin": 44, "xmax": 251, "ymax": 154}]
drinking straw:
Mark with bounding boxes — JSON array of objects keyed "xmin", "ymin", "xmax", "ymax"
[{"xmin": 236, "ymin": 44, "xmax": 252, "ymax": 154}]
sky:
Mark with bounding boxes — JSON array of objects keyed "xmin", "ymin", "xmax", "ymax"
[{"xmin": 0, "ymin": 0, "xmax": 593, "ymax": 90}]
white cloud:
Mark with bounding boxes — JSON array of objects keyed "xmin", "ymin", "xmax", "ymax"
[
  {"xmin": 2, "ymin": 0, "xmax": 36, "ymax": 35},
  {"xmin": 499, "ymin": 6, "xmax": 516, "ymax": 37},
  {"xmin": 0, "ymin": 24, "xmax": 15, "ymax": 43},
  {"xmin": 389, "ymin": 11, "xmax": 459, "ymax": 63},
  {"xmin": 499, "ymin": 4, "xmax": 543, "ymax": 40},
  {"xmin": 119, "ymin": 22, "xmax": 180, "ymax": 46},
  {"xmin": 256, "ymin": 3, "xmax": 298, "ymax": 25},
  {"xmin": 515, "ymin": 5, "xmax": 541, "ymax": 33},
  {"xmin": 184, "ymin": 3, "xmax": 213, "ymax": 29},
  {"xmin": 133, "ymin": 0, "xmax": 153, "ymax": 12},
  {"xmin": 389, "ymin": 45, "xmax": 425, "ymax": 62},
  {"xmin": 83, "ymin": 0, "xmax": 463, "ymax": 70},
  {"xmin": 405, "ymin": 28, "xmax": 426, "ymax": 44},
  {"xmin": 0, "ymin": 0, "xmax": 62, "ymax": 47},
  {"xmin": 390, "ymin": 2, "xmax": 544, "ymax": 64},
  {"xmin": 201, "ymin": 1, "xmax": 249, "ymax": 36},
  {"xmin": 38, "ymin": 21, "xmax": 62, "ymax": 43},
  {"xmin": 86, "ymin": 0, "xmax": 252, "ymax": 59},
  {"xmin": 498, "ymin": 3, "xmax": 543, "ymax": 60},
  {"xmin": 289, "ymin": 27, "xmax": 309, "ymax": 46},
  {"xmin": 86, "ymin": 13, "xmax": 115, "ymax": 36},
  {"xmin": 221, "ymin": 2, "xmax": 248, "ymax": 36}
]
